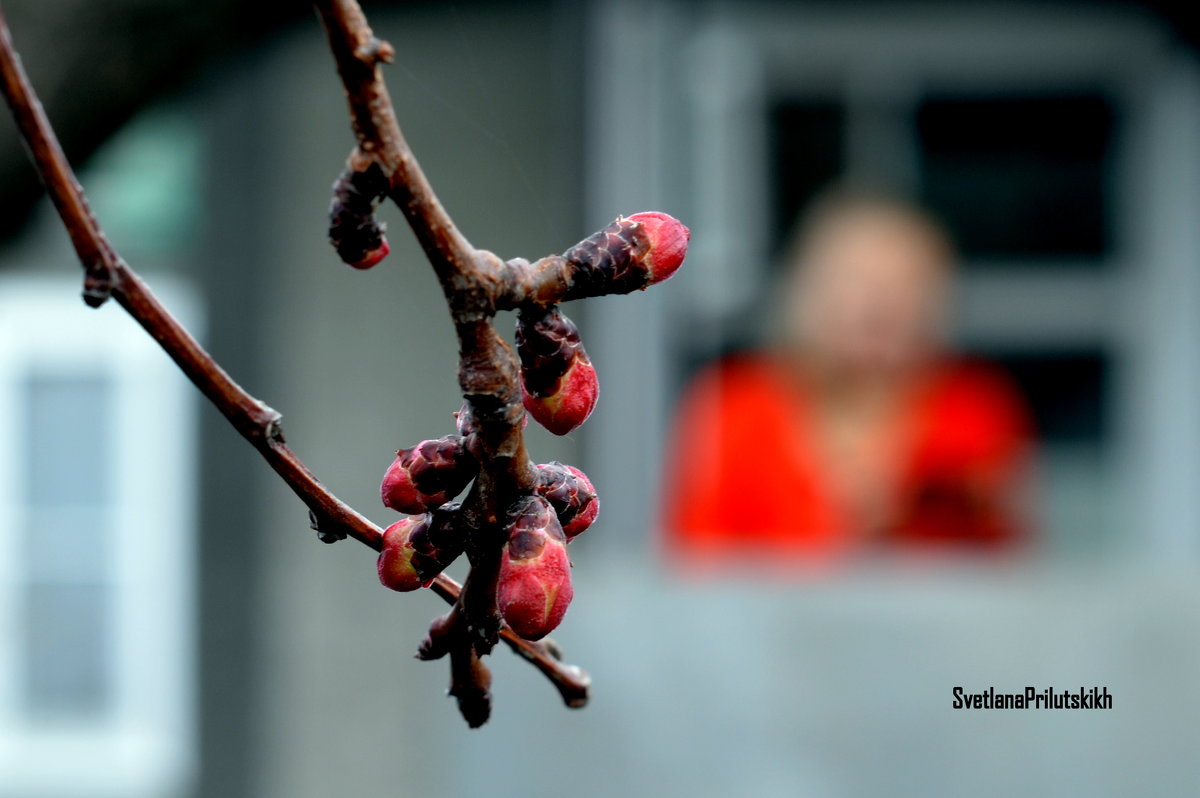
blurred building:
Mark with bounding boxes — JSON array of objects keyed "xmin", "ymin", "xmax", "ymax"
[{"xmin": 0, "ymin": 1, "xmax": 1198, "ymax": 797}]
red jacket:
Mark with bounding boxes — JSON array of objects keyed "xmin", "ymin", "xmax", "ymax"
[{"xmin": 661, "ymin": 354, "xmax": 1033, "ymax": 562}]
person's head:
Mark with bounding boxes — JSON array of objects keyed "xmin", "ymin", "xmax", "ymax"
[{"xmin": 781, "ymin": 188, "xmax": 955, "ymax": 379}]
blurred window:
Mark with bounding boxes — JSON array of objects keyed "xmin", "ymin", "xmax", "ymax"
[
  {"xmin": 0, "ymin": 278, "xmax": 196, "ymax": 796},
  {"xmin": 760, "ymin": 83, "xmax": 1126, "ymax": 552},
  {"xmin": 762, "ymin": 91, "xmax": 1119, "ymax": 447},
  {"xmin": 668, "ymin": 9, "xmax": 1162, "ymax": 556}
]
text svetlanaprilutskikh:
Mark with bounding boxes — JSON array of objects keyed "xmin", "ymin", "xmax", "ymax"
[{"xmin": 953, "ymin": 686, "xmax": 1112, "ymax": 709}]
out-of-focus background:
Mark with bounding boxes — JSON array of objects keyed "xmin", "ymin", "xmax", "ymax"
[{"xmin": 1, "ymin": 1, "xmax": 1198, "ymax": 796}]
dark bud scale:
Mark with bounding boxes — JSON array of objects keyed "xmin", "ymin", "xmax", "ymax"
[
  {"xmin": 381, "ymin": 435, "xmax": 478, "ymax": 514},
  {"xmin": 536, "ymin": 461, "xmax": 599, "ymax": 540}
]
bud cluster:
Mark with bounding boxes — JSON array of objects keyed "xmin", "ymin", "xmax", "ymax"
[
  {"xmin": 375, "ymin": 416, "xmax": 598, "ymax": 640},
  {"xmin": 510, "ymin": 211, "xmax": 688, "ymax": 437},
  {"xmin": 345, "ymin": 200, "xmax": 687, "ymax": 726}
]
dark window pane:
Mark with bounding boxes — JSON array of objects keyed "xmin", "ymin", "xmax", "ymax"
[
  {"xmin": 917, "ymin": 94, "xmax": 1114, "ymax": 260},
  {"xmin": 21, "ymin": 583, "xmax": 113, "ymax": 721},
  {"xmin": 768, "ymin": 100, "xmax": 846, "ymax": 257},
  {"xmin": 23, "ymin": 374, "xmax": 112, "ymax": 506},
  {"xmin": 980, "ymin": 349, "xmax": 1109, "ymax": 443}
]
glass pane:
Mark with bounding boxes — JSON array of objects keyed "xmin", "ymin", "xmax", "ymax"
[
  {"xmin": 979, "ymin": 348, "xmax": 1110, "ymax": 443},
  {"xmin": 21, "ymin": 583, "xmax": 113, "ymax": 721},
  {"xmin": 917, "ymin": 93, "xmax": 1115, "ymax": 261},
  {"xmin": 24, "ymin": 506, "xmax": 112, "ymax": 583},
  {"xmin": 23, "ymin": 374, "xmax": 112, "ymax": 506},
  {"xmin": 768, "ymin": 99, "xmax": 846, "ymax": 257},
  {"xmin": 20, "ymin": 373, "xmax": 116, "ymax": 721}
]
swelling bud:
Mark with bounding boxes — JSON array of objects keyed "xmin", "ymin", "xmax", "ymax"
[
  {"xmin": 516, "ymin": 306, "xmax": 599, "ymax": 436},
  {"xmin": 377, "ymin": 507, "xmax": 468, "ymax": 591},
  {"xmin": 328, "ymin": 163, "xmax": 391, "ymax": 269},
  {"xmin": 377, "ymin": 516, "xmax": 429, "ymax": 592},
  {"xmin": 559, "ymin": 211, "xmax": 691, "ymax": 299},
  {"xmin": 497, "ymin": 496, "xmax": 574, "ymax": 640},
  {"xmin": 381, "ymin": 435, "xmax": 477, "ymax": 514}
]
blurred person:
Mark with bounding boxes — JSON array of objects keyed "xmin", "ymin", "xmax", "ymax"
[{"xmin": 662, "ymin": 188, "xmax": 1033, "ymax": 563}]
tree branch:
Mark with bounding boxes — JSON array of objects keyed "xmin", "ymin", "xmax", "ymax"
[
  {"xmin": 317, "ymin": 0, "xmax": 683, "ymax": 720},
  {"xmin": 4, "ymin": 0, "xmax": 688, "ymax": 726},
  {"xmin": 0, "ymin": 6, "xmax": 590, "ymax": 715},
  {"xmin": 315, "ymin": 0, "xmax": 537, "ymax": 667}
]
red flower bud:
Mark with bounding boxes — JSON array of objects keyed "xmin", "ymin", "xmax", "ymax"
[
  {"xmin": 628, "ymin": 211, "xmax": 690, "ymax": 284},
  {"xmin": 497, "ymin": 496, "xmax": 573, "ymax": 640},
  {"xmin": 377, "ymin": 506, "xmax": 468, "ymax": 592},
  {"xmin": 381, "ymin": 435, "xmax": 477, "ymax": 514},
  {"xmin": 536, "ymin": 461, "xmax": 599, "ymax": 540},
  {"xmin": 558, "ymin": 211, "xmax": 690, "ymax": 300},
  {"xmin": 377, "ymin": 516, "xmax": 428, "ymax": 592},
  {"xmin": 516, "ymin": 307, "xmax": 599, "ymax": 435}
]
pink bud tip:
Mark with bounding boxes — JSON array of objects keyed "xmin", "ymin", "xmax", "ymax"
[
  {"xmin": 380, "ymin": 457, "xmax": 420, "ymax": 512},
  {"xmin": 348, "ymin": 237, "xmax": 390, "ymax": 270},
  {"xmin": 628, "ymin": 211, "xmax": 689, "ymax": 283},
  {"xmin": 522, "ymin": 356, "xmax": 599, "ymax": 436},
  {"xmin": 377, "ymin": 517, "xmax": 427, "ymax": 592}
]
